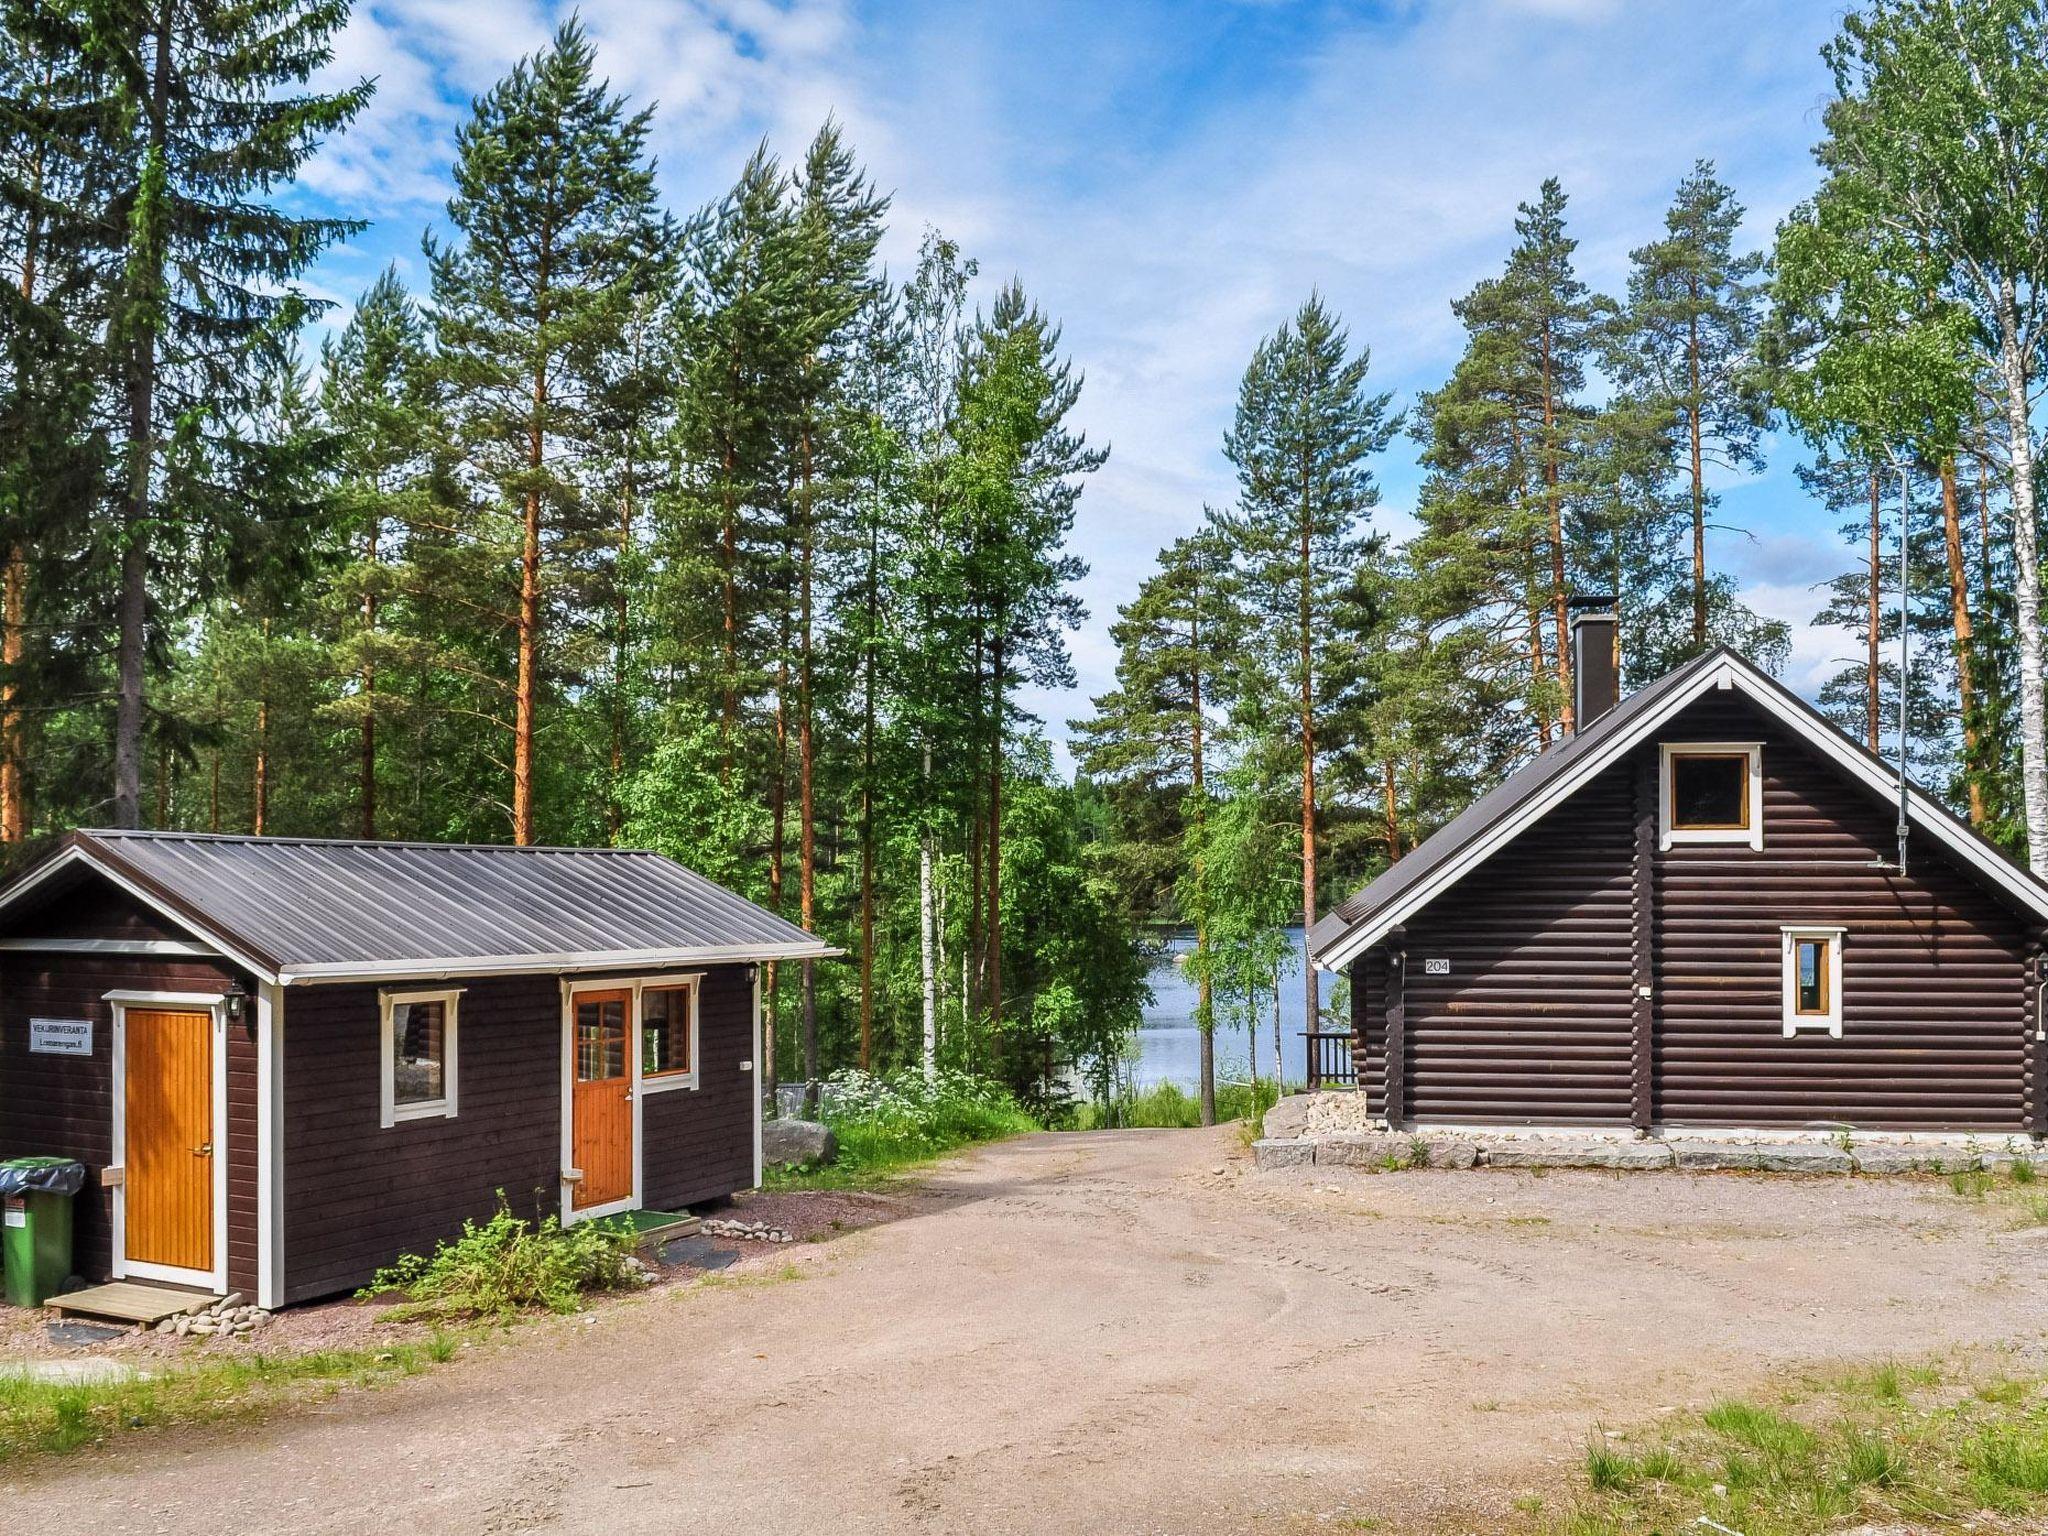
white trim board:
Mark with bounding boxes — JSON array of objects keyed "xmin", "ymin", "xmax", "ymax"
[
  {"xmin": 1312, "ymin": 652, "xmax": 2048, "ymax": 971},
  {"xmin": 0, "ymin": 936, "xmax": 219, "ymax": 957},
  {"xmin": 106, "ymin": 990, "xmax": 230, "ymax": 1296},
  {"xmin": 256, "ymin": 981, "xmax": 285, "ymax": 1311},
  {"xmin": 0, "ymin": 846, "xmax": 276, "ymax": 981},
  {"xmin": 282, "ymin": 942, "xmax": 836, "ymax": 985},
  {"xmin": 556, "ymin": 971, "xmax": 708, "ymax": 1226}
]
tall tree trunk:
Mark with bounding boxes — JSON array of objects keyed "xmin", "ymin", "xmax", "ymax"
[
  {"xmin": 919, "ymin": 744, "xmax": 937, "ymax": 1082},
  {"xmin": 1867, "ymin": 468, "xmax": 1883, "ymax": 754},
  {"xmin": 1, "ymin": 550, "xmax": 25, "ymax": 843},
  {"xmin": 1190, "ymin": 588, "xmax": 1213, "ymax": 1128},
  {"xmin": 253, "ymin": 619, "xmax": 270, "ymax": 835},
  {"xmin": 798, "ymin": 432, "xmax": 818, "ymax": 1113},
  {"xmin": 1687, "ymin": 294, "xmax": 1708, "ymax": 650},
  {"xmin": 512, "ymin": 231, "xmax": 550, "ymax": 846},
  {"xmin": 1940, "ymin": 457, "xmax": 1986, "ymax": 828},
  {"xmin": 608, "ymin": 461, "xmax": 634, "ymax": 840},
  {"xmin": 1527, "ymin": 597, "xmax": 1551, "ymax": 751},
  {"xmin": 114, "ymin": 16, "xmax": 173, "ymax": 830},
  {"xmin": 767, "ymin": 624, "xmax": 788, "ymax": 1092},
  {"xmin": 860, "ymin": 515, "xmax": 880, "ymax": 1072},
  {"xmin": 1540, "ymin": 320, "xmax": 1573, "ymax": 732},
  {"xmin": 1296, "ymin": 481, "xmax": 1320, "ymax": 1040},
  {"xmin": 988, "ymin": 628, "xmax": 1004, "ymax": 1035},
  {"xmin": 360, "ymin": 512, "xmax": 378, "ymax": 839},
  {"xmin": 719, "ymin": 429, "xmax": 739, "ymax": 782},
  {"xmin": 1996, "ymin": 298, "xmax": 2048, "ymax": 872},
  {"xmin": 1382, "ymin": 757, "xmax": 1401, "ymax": 861}
]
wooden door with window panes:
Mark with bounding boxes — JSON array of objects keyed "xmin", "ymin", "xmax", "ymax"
[{"xmin": 572, "ymin": 991, "xmax": 633, "ymax": 1208}]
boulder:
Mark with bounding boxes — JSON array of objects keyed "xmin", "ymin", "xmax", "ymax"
[
  {"xmin": 1260, "ymin": 1094, "xmax": 1315, "ymax": 1141},
  {"xmin": 1251, "ymin": 1138, "xmax": 1314, "ymax": 1170},
  {"xmin": 761, "ymin": 1117, "xmax": 837, "ymax": 1169}
]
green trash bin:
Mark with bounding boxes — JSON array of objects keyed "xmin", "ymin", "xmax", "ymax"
[{"xmin": 1, "ymin": 1156, "xmax": 84, "ymax": 1307}]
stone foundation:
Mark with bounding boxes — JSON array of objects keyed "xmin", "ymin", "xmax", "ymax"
[{"xmin": 1253, "ymin": 1094, "xmax": 2039, "ymax": 1176}]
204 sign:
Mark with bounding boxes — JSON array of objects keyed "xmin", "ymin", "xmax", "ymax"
[{"xmin": 1422, "ymin": 958, "xmax": 1451, "ymax": 976}]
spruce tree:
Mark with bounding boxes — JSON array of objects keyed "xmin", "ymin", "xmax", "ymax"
[
  {"xmin": 428, "ymin": 18, "xmax": 667, "ymax": 844},
  {"xmin": 321, "ymin": 269, "xmax": 444, "ymax": 839},
  {"xmin": 1217, "ymin": 293, "xmax": 1394, "ymax": 1036},
  {"xmin": 77, "ymin": 0, "xmax": 368, "ymax": 827}
]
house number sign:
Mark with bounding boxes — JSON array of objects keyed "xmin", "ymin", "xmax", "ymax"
[
  {"xmin": 28, "ymin": 1017, "xmax": 92, "ymax": 1056},
  {"xmin": 1423, "ymin": 958, "xmax": 1450, "ymax": 976}
]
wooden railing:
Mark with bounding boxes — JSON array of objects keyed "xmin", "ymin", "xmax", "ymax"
[{"xmin": 1302, "ymin": 1030, "xmax": 1358, "ymax": 1091}]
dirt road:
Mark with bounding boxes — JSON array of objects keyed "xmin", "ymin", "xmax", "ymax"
[{"xmin": 17, "ymin": 1129, "xmax": 2047, "ymax": 1534}]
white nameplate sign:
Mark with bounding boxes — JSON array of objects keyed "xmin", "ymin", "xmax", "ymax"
[
  {"xmin": 28, "ymin": 1017, "xmax": 93, "ymax": 1056},
  {"xmin": 1422, "ymin": 958, "xmax": 1451, "ymax": 976}
]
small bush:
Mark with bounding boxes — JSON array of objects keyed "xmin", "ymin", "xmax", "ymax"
[
  {"xmin": 361, "ymin": 1200, "xmax": 639, "ymax": 1322},
  {"xmin": 1583, "ymin": 1436, "xmax": 1634, "ymax": 1490},
  {"xmin": 2010, "ymin": 1157, "xmax": 2037, "ymax": 1185},
  {"xmin": 777, "ymin": 1069, "xmax": 1040, "ymax": 1186}
]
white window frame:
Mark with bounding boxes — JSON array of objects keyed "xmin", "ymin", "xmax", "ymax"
[
  {"xmin": 379, "ymin": 987, "xmax": 462, "ymax": 1127},
  {"xmin": 558, "ymin": 971, "xmax": 705, "ymax": 1225},
  {"xmin": 1780, "ymin": 927, "xmax": 1845, "ymax": 1038},
  {"xmin": 1660, "ymin": 741, "xmax": 1764, "ymax": 851},
  {"xmin": 636, "ymin": 976, "xmax": 703, "ymax": 1095}
]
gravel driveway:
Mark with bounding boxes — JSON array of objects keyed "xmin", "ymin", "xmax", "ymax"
[{"xmin": 15, "ymin": 1128, "xmax": 2047, "ymax": 1534}]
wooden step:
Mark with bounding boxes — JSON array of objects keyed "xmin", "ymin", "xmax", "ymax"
[{"xmin": 47, "ymin": 1281, "xmax": 217, "ymax": 1325}]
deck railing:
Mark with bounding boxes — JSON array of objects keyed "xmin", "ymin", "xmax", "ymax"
[{"xmin": 1302, "ymin": 1030, "xmax": 1358, "ymax": 1091}]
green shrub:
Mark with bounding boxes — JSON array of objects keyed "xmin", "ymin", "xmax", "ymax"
[
  {"xmin": 775, "ymin": 1069, "xmax": 1040, "ymax": 1186},
  {"xmin": 1071, "ymin": 1077, "xmax": 1291, "ymax": 1131},
  {"xmin": 361, "ymin": 1200, "xmax": 639, "ymax": 1322}
]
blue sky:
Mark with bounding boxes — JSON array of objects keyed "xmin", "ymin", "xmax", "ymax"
[{"xmin": 295, "ymin": 0, "xmax": 1860, "ymax": 767}]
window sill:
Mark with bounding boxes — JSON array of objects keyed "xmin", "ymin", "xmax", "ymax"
[
  {"xmin": 387, "ymin": 1100, "xmax": 456, "ymax": 1124},
  {"xmin": 640, "ymin": 1074, "xmax": 699, "ymax": 1095},
  {"xmin": 1781, "ymin": 1019, "xmax": 1843, "ymax": 1039},
  {"xmin": 1661, "ymin": 828, "xmax": 1763, "ymax": 850}
]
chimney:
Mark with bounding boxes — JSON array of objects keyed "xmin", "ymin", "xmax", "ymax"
[{"xmin": 1570, "ymin": 593, "xmax": 1620, "ymax": 731}]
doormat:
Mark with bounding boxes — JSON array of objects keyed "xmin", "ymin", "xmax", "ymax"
[
  {"xmin": 657, "ymin": 1236, "xmax": 739, "ymax": 1271},
  {"xmin": 46, "ymin": 1320, "xmax": 125, "ymax": 1347}
]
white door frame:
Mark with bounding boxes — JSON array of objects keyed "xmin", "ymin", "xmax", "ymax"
[
  {"xmin": 559, "ymin": 972, "xmax": 704, "ymax": 1225},
  {"xmin": 107, "ymin": 990, "xmax": 229, "ymax": 1294}
]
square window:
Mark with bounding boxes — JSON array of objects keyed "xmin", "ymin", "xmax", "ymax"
[
  {"xmin": 1661, "ymin": 743, "xmax": 1763, "ymax": 849},
  {"xmin": 1781, "ymin": 928, "xmax": 1844, "ymax": 1037},
  {"xmin": 641, "ymin": 985, "xmax": 694, "ymax": 1078},
  {"xmin": 1671, "ymin": 754, "xmax": 1748, "ymax": 830},
  {"xmin": 575, "ymin": 993, "xmax": 628, "ymax": 1083},
  {"xmin": 381, "ymin": 989, "xmax": 460, "ymax": 1125}
]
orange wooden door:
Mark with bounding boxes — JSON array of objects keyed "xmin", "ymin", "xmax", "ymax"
[
  {"xmin": 572, "ymin": 991, "xmax": 633, "ymax": 1209},
  {"xmin": 125, "ymin": 1009, "xmax": 213, "ymax": 1273}
]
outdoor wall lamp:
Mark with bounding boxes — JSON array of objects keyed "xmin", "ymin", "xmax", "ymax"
[{"xmin": 223, "ymin": 978, "xmax": 251, "ymax": 1029}]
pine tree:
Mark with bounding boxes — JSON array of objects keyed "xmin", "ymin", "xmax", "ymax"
[
  {"xmin": 1217, "ymin": 293, "xmax": 1394, "ymax": 1035},
  {"xmin": 1609, "ymin": 162, "xmax": 1769, "ymax": 653},
  {"xmin": 428, "ymin": 18, "xmax": 667, "ymax": 844}
]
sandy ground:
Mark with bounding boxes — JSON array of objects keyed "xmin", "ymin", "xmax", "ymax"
[{"xmin": 11, "ymin": 1128, "xmax": 2048, "ymax": 1535}]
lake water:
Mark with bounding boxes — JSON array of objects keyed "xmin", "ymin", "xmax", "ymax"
[{"xmin": 1127, "ymin": 927, "xmax": 1321, "ymax": 1090}]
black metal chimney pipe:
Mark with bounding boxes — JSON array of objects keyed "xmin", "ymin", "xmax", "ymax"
[{"xmin": 1569, "ymin": 593, "xmax": 1620, "ymax": 731}]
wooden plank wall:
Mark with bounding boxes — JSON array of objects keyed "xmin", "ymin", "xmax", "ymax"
[
  {"xmin": 0, "ymin": 949, "xmax": 251, "ymax": 1290},
  {"xmin": 1652, "ymin": 694, "xmax": 2030, "ymax": 1130},
  {"xmin": 282, "ymin": 962, "xmax": 758, "ymax": 1305},
  {"xmin": 641, "ymin": 965, "xmax": 756, "ymax": 1208},
  {"xmin": 1344, "ymin": 690, "xmax": 2038, "ymax": 1133},
  {"xmin": 1392, "ymin": 764, "xmax": 1638, "ymax": 1125}
]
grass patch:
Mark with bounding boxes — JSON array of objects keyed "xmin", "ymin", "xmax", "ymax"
[
  {"xmin": 1521, "ymin": 1357, "xmax": 2048, "ymax": 1535},
  {"xmin": 1071, "ymin": 1077, "xmax": 1290, "ymax": 1132},
  {"xmin": 767, "ymin": 1069, "xmax": 1041, "ymax": 1190},
  {"xmin": 0, "ymin": 1338, "xmax": 454, "ymax": 1461}
]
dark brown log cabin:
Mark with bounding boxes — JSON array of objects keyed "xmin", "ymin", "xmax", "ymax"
[
  {"xmin": 1310, "ymin": 605, "xmax": 2048, "ymax": 1136},
  {"xmin": 0, "ymin": 832, "xmax": 830, "ymax": 1307}
]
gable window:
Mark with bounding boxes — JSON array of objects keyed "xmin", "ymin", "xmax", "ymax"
[
  {"xmin": 380, "ymin": 988, "xmax": 461, "ymax": 1126},
  {"xmin": 640, "ymin": 980, "xmax": 699, "ymax": 1091},
  {"xmin": 1660, "ymin": 742, "xmax": 1764, "ymax": 850},
  {"xmin": 1780, "ymin": 928, "xmax": 1844, "ymax": 1037}
]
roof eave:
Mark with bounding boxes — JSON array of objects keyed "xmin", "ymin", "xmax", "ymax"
[{"xmin": 278, "ymin": 940, "xmax": 842, "ymax": 986}]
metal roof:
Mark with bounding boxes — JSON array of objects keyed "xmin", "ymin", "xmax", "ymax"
[
  {"xmin": 1, "ymin": 830, "xmax": 834, "ymax": 983},
  {"xmin": 1308, "ymin": 645, "xmax": 2048, "ymax": 969}
]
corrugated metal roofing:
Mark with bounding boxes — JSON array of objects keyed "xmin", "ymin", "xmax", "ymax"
[{"xmin": 18, "ymin": 831, "xmax": 832, "ymax": 981}]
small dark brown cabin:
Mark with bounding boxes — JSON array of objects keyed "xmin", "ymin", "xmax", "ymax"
[
  {"xmin": 0, "ymin": 832, "xmax": 829, "ymax": 1307},
  {"xmin": 1308, "ymin": 604, "xmax": 2048, "ymax": 1136}
]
